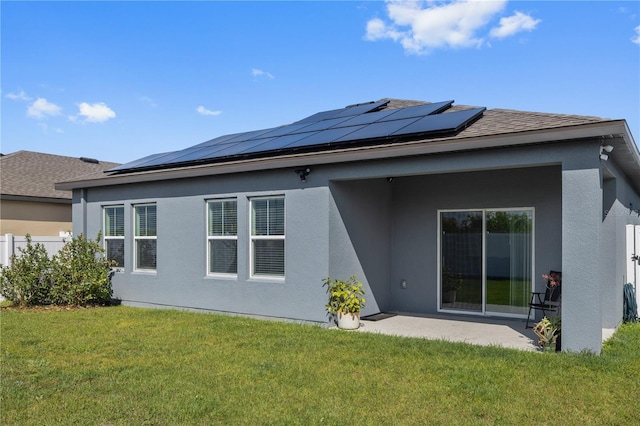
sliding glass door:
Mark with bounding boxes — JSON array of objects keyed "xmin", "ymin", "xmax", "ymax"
[
  {"xmin": 440, "ymin": 211, "xmax": 483, "ymax": 312},
  {"xmin": 439, "ymin": 209, "xmax": 533, "ymax": 317}
]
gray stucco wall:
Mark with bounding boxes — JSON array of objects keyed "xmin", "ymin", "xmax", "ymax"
[
  {"xmin": 72, "ymin": 138, "xmax": 639, "ymax": 354},
  {"xmin": 329, "ymin": 179, "xmax": 391, "ymax": 315},
  {"xmin": 600, "ymin": 160, "xmax": 640, "ymax": 330},
  {"xmin": 78, "ymin": 171, "xmax": 332, "ymax": 322},
  {"xmin": 387, "ymin": 166, "xmax": 561, "ymax": 315}
]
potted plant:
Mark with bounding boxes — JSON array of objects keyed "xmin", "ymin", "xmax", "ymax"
[
  {"xmin": 442, "ymin": 270, "xmax": 462, "ymax": 303},
  {"xmin": 323, "ymin": 275, "xmax": 366, "ymax": 330},
  {"xmin": 533, "ymin": 316, "xmax": 561, "ymax": 352}
]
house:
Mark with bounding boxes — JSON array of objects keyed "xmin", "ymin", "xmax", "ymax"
[
  {"xmin": 0, "ymin": 150, "xmax": 119, "ymax": 236},
  {"xmin": 55, "ymin": 99, "xmax": 640, "ymax": 354}
]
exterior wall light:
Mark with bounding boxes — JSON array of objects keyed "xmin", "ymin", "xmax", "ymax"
[
  {"xmin": 600, "ymin": 145, "xmax": 614, "ymax": 161},
  {"xmin": 295, "ymin": 167, "xmax": 311, "ymax": 182}
]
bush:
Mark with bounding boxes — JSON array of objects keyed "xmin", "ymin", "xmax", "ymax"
[
  {"xmin": 0, "ymin": 235, "xmax": 53, "ymax": 306},
  {"xmin": 0, "ymin": 233, "xmax": 114, "ymax": 307},
  {"xmin": 323, "ymin": 275, "xmax": 366, "ymax": 315},
  {"xmin": 50, "ymin": 233, "xmax": 114, "ymax": 306}
]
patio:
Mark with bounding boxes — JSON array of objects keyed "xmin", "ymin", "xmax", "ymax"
[{"xmin": 356, "ymin": 312, "xmax": 541, "ymax": 351}]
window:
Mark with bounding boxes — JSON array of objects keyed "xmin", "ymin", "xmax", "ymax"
[
  {"xmin": 134, "ymin": 204, "xmax": 157, "ymax": 271},
  {"xmin": 207, "ymin": 199, "xmax": 237, "ymax": 275},
  {"xmin": 103, "ymin": 206, "xmax": 124, "ymax": 267},
  {"xmin": 251, "ymin": 196, "xmax": 285, "ymax": 277}
]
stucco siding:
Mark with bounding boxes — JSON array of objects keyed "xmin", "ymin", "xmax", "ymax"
[
  {"xmin": 79, "ymin": 171, "xmax": 332, "ymax": 322},
  {"xmin": 388, "ymin": 166, "xmax": 562, "ymax": 315},
  {"xmin": 69, "ymin": 138, "xmax": 638, "ymax": 354},
  {"xmin": 600, "ymin": 160, "xmax": 640, "ymax": 330},
  {"xmin": 329, "ymin": 179, "xmax": 392, "ymax": 316}
]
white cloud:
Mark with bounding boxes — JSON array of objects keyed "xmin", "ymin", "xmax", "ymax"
[
  {"xmin": 365, "ymin": 17, "xmax": 403, "ymax": 42},
  {"xmin": 36, "ymin": 122, "xmax": 63, "ymax": 134},
  {"xmin": 196, "ymin": 106, "xmax": 222, "ymax": 116},
  {"xmin": 27, "ymin": 98, "xmax": 62, "ymax": 119},
  {"xmin": 139, "ymin": 96, "xmax": 157, "ymax": 108},
  {"xmin": 252, "ymin": 68, "xmax": 275, "ymax": 79},
  {"xmin": 72, "ymin": 102, "xmax": 116, "ymax": 123},
  {"xmin": 490, "ymin": 11, "xmax": 541, "ymax": 38},
  {"xmin": 365, "ymin": 0, "xmax": 542, "ymax": 54},
  {"xmin": 6, "ymin": 90, "xmax": 32, "ymax": 101},
  {"xmin": 632, "ymin": 25, "xmax": 640, "ymax": 45}
]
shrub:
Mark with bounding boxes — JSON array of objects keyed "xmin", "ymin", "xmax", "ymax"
[
  {"xmin": 323, "ymin": 275, "xmax": 366, "ymax": 315},
  {"xmin": 50, "ymin": 233, "xmax": 115, "ymax": 306},
  {"xmin": 0, "ymin": 235, "xmax": 53, "ymax": 306}
]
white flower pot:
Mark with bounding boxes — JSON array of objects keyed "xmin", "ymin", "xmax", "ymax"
[{"xmin": 336, "ymin": 311, "xmax": 360, "ymax": 330}]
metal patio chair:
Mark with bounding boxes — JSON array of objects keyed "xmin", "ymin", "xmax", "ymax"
[{"xmin": 526, "ymin": 271, "xmax": 562, "ymax": 328}]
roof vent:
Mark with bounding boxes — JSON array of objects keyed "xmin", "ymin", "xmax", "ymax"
[{"xmin": 79, "ymin": 157, "xmax": 99, "ymax": 164}]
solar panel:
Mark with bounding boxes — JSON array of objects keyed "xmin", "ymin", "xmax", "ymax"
[
  {"xmin": 257, "ymin": 123, "xmax": 315, "ymax": 139},
  {"xmin": 378, "ymin": 100, "xmax": 453, "ymax": 122},
  {"xmin": 214, "ymin": 127, "xmax": 279, "ymax": 145},
  {"xmin": 171, "ymin": 143, "xmax": 243, "ymax": 163},
  {"xmin": 158, "ymin": 145, "xmax": 226, "ymax": 164},
  {"xmin": 108, "ymin": 152, "xmax": 172, "ymax": 171},
  {"xmin": 332, "ymin": 118, "xmax": 420, "ymax": 143},
  {"xmin": 191, "ymin": 133, "xmax": 246, "ymax": 148},
  {"xmin": 328, "ymin": 100, "xmax": 388, "ymax": 119},
  {"xmin": 292, "ymin": 116, "xmax": 353, "ymax": 133},
  {"xmin": 293, "ymin": 100, "xmax": 388, "ymax": 124},
  {"xmin": 238, "ymin": 132, "xmax": 320, "ymax": 154},
  {"xmin": 392, "ymin": 108, "xmax": 485, "ymax": 136},
  {"xmin": 200, "ymin": 138, "xmax": 277, "ymax": 159},
  {"xmin": 107, "ymin": 99, "xmax": 485, "ymax": 174},
  {"xmin": 293, "ymin": 108, "xmax": 345, "ymax": 125},
  {"xmin": 286, "ymin": 125, "xmax": 366, "ymax": 148},
  {"xmin": 331, "ymin": 108, "xmax": 399, "ymax": 128}
]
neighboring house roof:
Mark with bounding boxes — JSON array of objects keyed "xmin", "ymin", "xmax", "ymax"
[
  {"xmin": 1, "ymin": 151, "xmax": 120, "ymax": 203},
  {"xmin": 56, "ymin": 99, "xmax": 640, "ymax": 192}
]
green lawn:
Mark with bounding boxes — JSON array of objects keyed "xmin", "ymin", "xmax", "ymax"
[{"xmin": 2, "ymin": 306, "xmax": 639, "ymax": 425}]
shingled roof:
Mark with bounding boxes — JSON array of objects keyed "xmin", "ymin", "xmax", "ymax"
[
  {"xmin": 1, "ymin": 151, "xmax": 120, "ymax": 201},
  {"xmin": 55, "ymin": 99, "xmax": 638, "ymax": 191}
]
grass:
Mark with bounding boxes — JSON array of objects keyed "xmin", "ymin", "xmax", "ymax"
[{"xmin": 2, "ymin": 306, "xmax": 639, "ymax": 425}]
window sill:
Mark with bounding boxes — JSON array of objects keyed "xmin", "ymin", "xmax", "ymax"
[
  {"xmin": 132, "ymin": 270, "xmax": 157, "ymax": 275},
  {"xmin": 205, "ymin": 274, "xmax": 238, "ymax": 281},
  {"xmin": 249, "ymin": 275, "xmax": 286, "ymax": 283}
]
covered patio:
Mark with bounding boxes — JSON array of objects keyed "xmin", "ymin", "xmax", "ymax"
[{"xmin": 352, "ymin": 312, "xmax": 613, "ymax": 352}]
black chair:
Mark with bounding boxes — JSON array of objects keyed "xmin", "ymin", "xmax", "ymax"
[{"xmin": 526, "ymin": 271, "xmax": 562, "ymax": 328}]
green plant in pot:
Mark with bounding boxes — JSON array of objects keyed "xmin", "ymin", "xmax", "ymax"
[
  {"xmin": 442, "ymin": 269, "xmax": 462, "ymax": 303},
  {"xmin": 533, "ymin": 316, "xmax": 561, "ymax": 352},
  {"xmin": 323, "ymin": 275, "xmax": 366, "ymax": 330}
]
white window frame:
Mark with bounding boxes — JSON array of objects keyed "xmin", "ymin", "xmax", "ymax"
[
  {"xmin": 206, "ymin": 198, "xmax": 238, "ymax": 277},
  {"xmin": 103, "ymin": 205, "xmax": 125, "ymax": 269},
  {"xmin": 133, "ymin": 203, "xmax": 157, "ymax": 273},
  {"xmin": 250, "ymin": 196, "xmax": 285, "ymax": 280}
]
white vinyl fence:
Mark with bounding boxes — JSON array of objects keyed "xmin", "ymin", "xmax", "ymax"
[{"xmin": 1, "ymin": 234, "xmax": 69, "ymax": 267}]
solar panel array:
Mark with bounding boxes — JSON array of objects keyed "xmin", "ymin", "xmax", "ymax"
[{"xmin": 109, "ymin": 100, "xmax": 485, "ymax": 173}]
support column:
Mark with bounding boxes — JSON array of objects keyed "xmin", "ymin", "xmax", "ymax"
[{"xmin": 562, "ymin": 164, "xmax": 602, "ymax": 353}]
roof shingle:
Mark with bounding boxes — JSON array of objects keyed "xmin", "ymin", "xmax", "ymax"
[{"xmin": 0, "ymin": 151, "xmax": 120, "ymax": 200}]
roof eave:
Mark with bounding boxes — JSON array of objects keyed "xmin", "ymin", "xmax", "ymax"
[
  {"xmin": 55, "ymin": 120, "xmax": 638, "ymax": 191},
  {"xmin": 0, "ymin": 194, "xmax": 72, "ymax": 204}
]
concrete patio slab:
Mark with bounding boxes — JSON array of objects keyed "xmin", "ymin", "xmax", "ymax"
[{"xmin": 356, "ymin": 312, "xmax": 540, "ymax": 351}]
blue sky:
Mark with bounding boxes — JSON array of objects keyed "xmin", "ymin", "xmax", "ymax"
[{"xmin": 2, "ymin": 1, "xmax": 639, "ymax": 164}]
